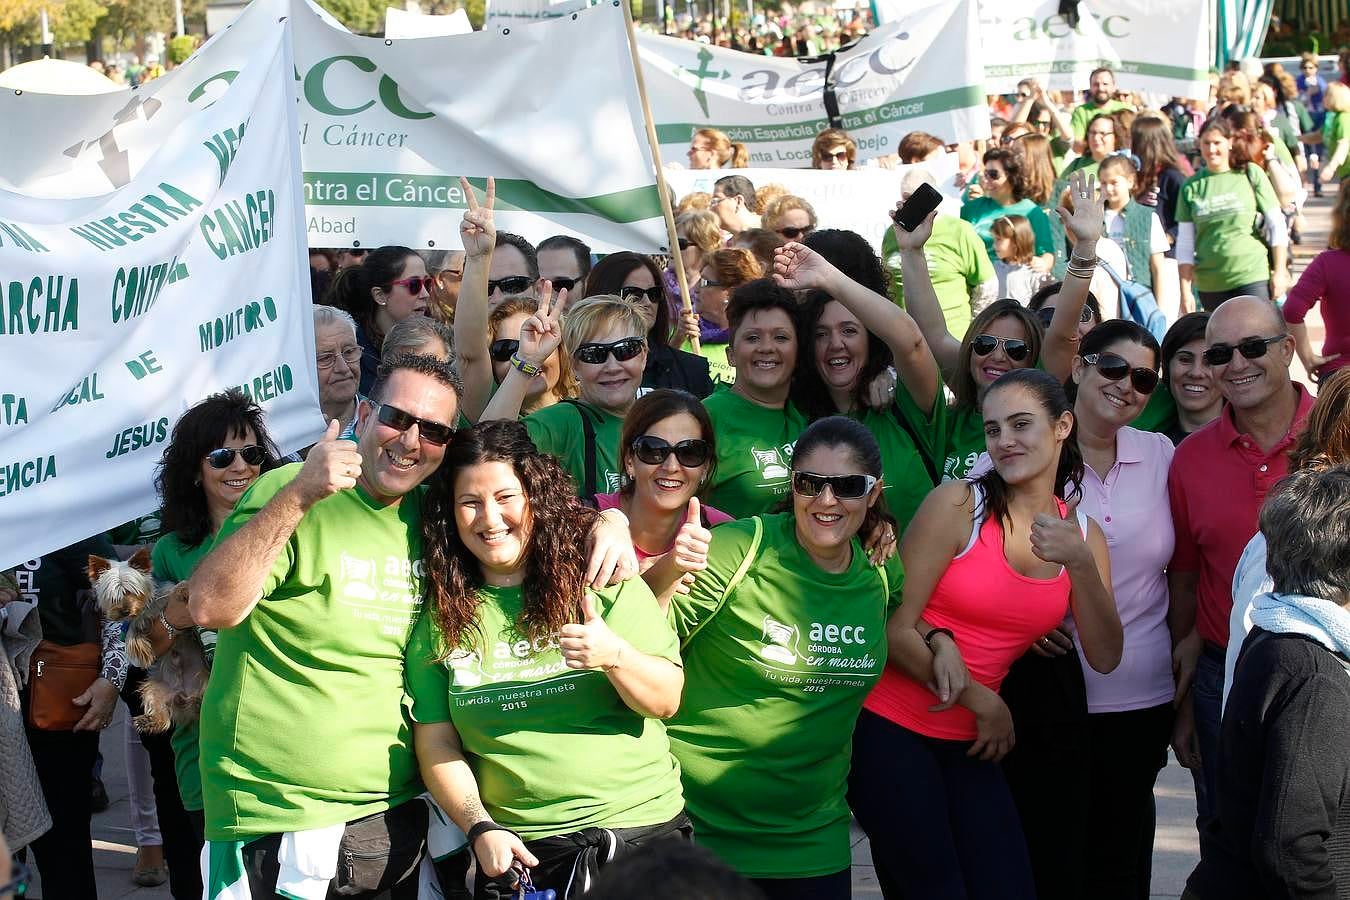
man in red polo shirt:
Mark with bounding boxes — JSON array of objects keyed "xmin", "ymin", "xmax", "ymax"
[{"xmin": 1167, "ymin": 296, "xmax": 1314, "ymax": 828}]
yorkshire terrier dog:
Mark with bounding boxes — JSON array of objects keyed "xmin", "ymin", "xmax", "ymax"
[{"xmin": 88, "ymin": 551, "xmax": 206, "ymax": 733}]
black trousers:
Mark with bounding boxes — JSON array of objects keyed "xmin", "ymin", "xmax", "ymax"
[
  {"xmin": 750, "ymin": 869, "xmax": 851, "ymax": 899},
  {"xmin": 26, "ymin": 725, "xmax": 100, "ymax": 898},
  {"xmin": 122, "ymin": 667, "xmax": 203, "ymax": 900},
  {"xmin": 1083, "ymin": 703, "xmax": 1174, "ymax": 900}
]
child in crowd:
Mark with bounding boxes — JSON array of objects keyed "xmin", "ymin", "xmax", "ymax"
[
  {"xmin": 991, "ymin": 214, "xmax": 1050, "ymax": 302},
  {"xmin": 1098, "ymin": 154, "xmax": 1169, "ymax": 291}
]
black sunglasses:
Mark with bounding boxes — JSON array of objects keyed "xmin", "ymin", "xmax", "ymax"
[
  {"xmin": 206, "ymin": 445, "xmax": 267, "ymax": 469},
  {"xmin": 778, "ymin": 226, "xmax": 814, "ymax": 240},
  {"xmin": 1202, "ymin": 334, "xmax": 1288, "ymax": 366},
  {"xmin": 677, "ymin": 238, "xmax": 692, "ymax": 251},
  {"xmin": 487, "ymin": 276, "xmax": 533, "ymax": 296},
  {"xmin": 1, "ymin": 859, "xmax": 30, "ymax": 897},
  {"xmin": 792, "ymin": 470, "xmax": 877, "ymax": 500},
  {"xmin": 549, "ymin": 277, "xmax": 579, "ymax": 294},
  {"xmin": 983, "ymin": 168, "xmax": 1006, "ymax": 181},
  {"xmin": 374, "ymin": 403, "xmax": 454, "ymax": 446},
  {"xmin": 1081, "ymin": 352, "xmax": 1159, "ymax": 395},
  {"xmin": 971, "ymin": 334, "xmax": 1031, "ymax": 362},
  {"xmin": 619, "ymin": 285, "xmax": 663, "ymax": 305},
  {"xmin": 1036, "ymin": 306, "xmax": 1094, "ymax": 328},
  {"xmin": 489, "ymin": 339, "xmax": 519, "ymax": 362},
  {"xmin": 631, "ymin": 435, "xmax": 712, "ymax": 467},
  {"xmin": 574, "ymin": 337, "xmax": 646, "ymax": 365}
]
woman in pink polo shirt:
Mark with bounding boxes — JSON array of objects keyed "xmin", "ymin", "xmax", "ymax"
[{"xmin": 847, "ymin": 367, "xmax": 1121, "ymax": 900}]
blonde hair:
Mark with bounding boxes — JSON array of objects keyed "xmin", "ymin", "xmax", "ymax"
[
  {"xmin": 1218, "ymin": 71, "xmax": 1251, "ymax": 106},
  {"xmin": 675, "ymin": 209, "xmax": 722, "ymax": 254},
  {"xmin": 762, "ymin": 195, "xmax": 819, "ymax": 231},
  {"xmin": 693, "ymin": 128, "xmax": 749, "ymax": 168},
  {"xmin": 755, "ymin": 183, "xmax": 790, "ymax": 213},
  {"xmin": 990, "ymin": 215, "xmax": 1036, "ymax": 265},
  {"xmin": 490, "ymin": 297, "xmax": 575, "ymax": 401},
  {"xmin": 562, "ymin": 295, "xmax": 647, "ymax": 357},
  {"xmin": 1327, "ymin": 81, "xmax": 1350, "ymax": 114},
  {"xmin": 675, "ymin": 191, "xmax": 712, "ymax": 214}
]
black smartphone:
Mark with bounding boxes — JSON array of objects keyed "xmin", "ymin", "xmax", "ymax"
[{"xmin": 890, "ymin": 182, "xmax": 943, "ymax": 232}]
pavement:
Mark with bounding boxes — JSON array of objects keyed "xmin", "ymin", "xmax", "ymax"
[{"xmin": 36, "ymin": 186, "xmax": 1335, "ymax": 900}]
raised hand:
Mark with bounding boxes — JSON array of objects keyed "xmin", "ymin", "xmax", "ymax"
[
  {"xmin": 559, "ymin": 595, "xmax": 627, "ymax": 670},
  {"xmin": 669, "ymin": 498, "xmax": 712, "ymax": 575},
  {"xmin": 460, "ymin": 176, "xmax": 496, "ymax": 259},
  {"xmin": 293, "ymin": 419, "xmax": 363, "ymax": 509},
  {"xmin": 1056, "ymin": 171, "xmax": 1104, "ymax": 247},
  {"xmin": 772, "ymin": 241, "xmax": 837, "ymax": 292},
  {"xmin": 1030, "ymin": 512, "xmax": 1092, "ymax": 568},
  {"xmin": 516, "ymin": 283, "xmax": 564, "ymax": 366},
  {"xmin": 889, "ymin": 208, "xmax": 937, "ymax": 252}
]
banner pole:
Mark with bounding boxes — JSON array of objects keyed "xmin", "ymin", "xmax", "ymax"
[{"xmin": 620, "ymin": 0, "xmax": 701, "ymax": 354}]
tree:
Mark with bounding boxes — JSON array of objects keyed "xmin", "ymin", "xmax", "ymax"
[{"xmin": 314, "ymin": 0, "xmax": 384, "ymax": 33}]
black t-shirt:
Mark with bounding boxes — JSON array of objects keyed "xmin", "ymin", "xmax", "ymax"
[
  {"xmin": 1187, "ymin": 628, "xmax": 1350, "ymax": 900},
  {"xmin": 11, "ymin": 534, "xmax": 116, "ymax": 646}
]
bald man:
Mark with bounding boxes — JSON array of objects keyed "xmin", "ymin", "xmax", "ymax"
[{"xmin": 1165, "ymin": 296, "xmax": 1314, "ymax": 830}]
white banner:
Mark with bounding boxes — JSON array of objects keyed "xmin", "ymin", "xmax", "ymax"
[
  {"xmin": 664, "ymin": 152, "xmax": 961, "ymax": 254},
  {"xmin": 639, "ymin": 0, "xmax": 988, "ymax": 166},
  {"xmin": 384, "ymin": 6, "xmax": 472, "ymax": 37},
  {"xmin": 486, "ymin": 0, "xmax": 591, "ymax": 31},
  {"xmin": 0, "ymin": 19, "xmax": 321, "ymax": 571},
  {"xmin": 0, "ymin": 0, "xmax": 666, "ymax": 253},
  {"xmin": 955, "ymin": 0, "xmax": 1211, "ymax": 97}
]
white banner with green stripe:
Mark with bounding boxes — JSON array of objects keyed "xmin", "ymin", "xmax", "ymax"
[
  {"xmin": 0, "ymin": 0, "xmax": 666, "ymax": 253},
  {"xmin": 958, "ymin": 0, "xmax": 1212, "ymax": 98},
  {"xmin": 638, "ymin": 0, "xmax": 988, "ymax": 166}
]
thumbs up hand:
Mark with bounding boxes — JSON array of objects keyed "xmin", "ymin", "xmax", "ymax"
[
  {"xmin": 294, "ymin": 418, "xmax": 362, "ymax": 510},
  {"xmin": 670, "ymin": 498, "xmax": 712, "ymax": 576},
  {"xmin": 559, "ymin": 594, "xmax": 628, "ymax": 671}
]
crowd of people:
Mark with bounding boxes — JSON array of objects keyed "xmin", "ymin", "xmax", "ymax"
[{"xmin": 3, "ymin": 58, "xmax": 1350, "ymax": 900}]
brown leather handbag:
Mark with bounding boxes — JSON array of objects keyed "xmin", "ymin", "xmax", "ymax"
[{"xmin": 27, "ymin": 640, "xmax": 101, "ymax": 730}]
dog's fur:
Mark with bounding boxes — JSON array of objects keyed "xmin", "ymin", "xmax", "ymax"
[{"xmin": 89, "ymin": 551, "xmax": 207, "ymax": 733}]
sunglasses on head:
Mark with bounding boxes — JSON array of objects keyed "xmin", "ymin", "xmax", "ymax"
[
  {"xmin": 489, "ymin": 339, "xmax": 519, "ymax": 362},
  {"xmin": 487, "ymin": 276, "xmax": 533, "ymax": 296},
  {"xmin": 387, "ymin": 275, "xmax": 432, "ymax": 295},
  {"xmin": 206, "ymin": 445, "xmax": 267, "ymax": 469},
  {"xmin": 619, "ymin": 285, "xmax": 663, "ymax": 305},
  {"xmin": 550, "ymin": 277, "xmax": 579, "ymax": 294},
  {"xmin": 792, "ymin": 470, "xmax": 877, "ymax": 500},
  {"xmin": 971, "ymin": 334, "xmax": 1031, "ymax": 362},
  {"xmin": 631, "ymin": 435, "xmax": 712, "ymax": 467},
  {"xmin": 1081, "ymin": 352, "xmax": 1159, "ymax": 394},
  {"xmin": 1035, "ymin": 306, "xmax": 1094, "ymax": 328},
  {"xmin": 983, "ymin": 168, "xmax": 1006, "ymax": 181},
  {"xmin": 374, "ymin": 403, "xmax": 454, "ymax": 446},
  {"xmin": 574, "ymin": 337, "xmax": 646, "ymax": 365},
  {"xmin": 1202, "ymin": 334, "xmax": 1288, "ymax": 366},
  {"xmin": 778, "ymin": 225, "xmax": 814, "ymax": 240}
]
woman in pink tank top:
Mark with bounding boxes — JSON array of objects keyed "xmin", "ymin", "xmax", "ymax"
[{"xmin": 847, "ymin": 368, "xmax": 1122, "ymax": 900}]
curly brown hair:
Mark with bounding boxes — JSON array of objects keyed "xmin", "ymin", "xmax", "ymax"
[{"xmin": 421, "ymin": 420, "xmax": 599, "ymax": 655}]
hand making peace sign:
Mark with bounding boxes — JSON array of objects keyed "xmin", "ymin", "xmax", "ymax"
[{"xmin": 459, "ymin": 175, "xmax": 496, "ymax": 259}]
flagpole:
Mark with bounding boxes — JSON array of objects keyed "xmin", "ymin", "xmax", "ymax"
[{"xmin": 620, "ymin": 0, "xmax": 701, "ymax": 354}]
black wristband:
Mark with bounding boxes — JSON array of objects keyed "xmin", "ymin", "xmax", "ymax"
[
  {"xmin": 924, "ymin": 627, "xmax": 955, "ymax": 650},
  {"xmin": 467, "ymin": 821, "xmax": 514, "ymax": 846}
]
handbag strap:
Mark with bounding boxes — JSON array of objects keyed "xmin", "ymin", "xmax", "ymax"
[
  {"xmin": 679, "ymin": 516, "xmax": 763, "ymax": 650},
  {"xmin": 560, "ymin": 399, "xmax": 599, "ymax": 503}
]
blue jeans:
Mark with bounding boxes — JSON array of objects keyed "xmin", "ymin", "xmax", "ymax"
[{"xmin": 1190, "ymin": 647, "xmax": 1225, "ymax": 827}]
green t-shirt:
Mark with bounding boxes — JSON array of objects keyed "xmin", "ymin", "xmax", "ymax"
[
  {"xmin": 199, "ymin": 465, "xmax": 426, "ymax": 840},
  {"xmin": 701, "ymin": 387, "xmax": 808, "ymax": 520},
  {"xmin": 404, "ymin": 579, "xmax": 684, "ymax": 839},
  {"xmin": 1070, "ymin": 99, "xmax": 1131, "ymax": 140},
  {"xmin": 882, "ymin": 214, "xmax": 995, "ymax": 338},
  {"xmin": 523, "ymin": 400, "xmax": 625, "ymax": 497},
  {"xmin": 666, "ymin": 513, "xmax": 902, "ymax": 879},
  {"xmin": 856, "ymin": 378, "xmax": 946, "ymax": 534},
  {"xmin": 1325, "ymin": 112, "xmax": 1350, "ymax": 180},
  {"xmin": 1131, "ymin": 388, "xmax": 1177, "ymax": 435},
  {"xmin": 1175, "ymin": 165, "xmax": 1280, "ymax": 293},
  {"xmin": 961, "ymin": 197, "xmax": 1054, "ymax": 262},
  {"xmin": 942, "ymin": 404, "xmax": 986, "ymax": 481},
  {"xmin": 150, "ymin": 533, "xmax": 216, "ymax": 813}
]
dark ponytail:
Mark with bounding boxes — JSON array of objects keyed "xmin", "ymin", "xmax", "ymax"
[
  {"xmin": 325, "ymin": 245, "xmax": 419, "ymax": 342},
  {"xmin": 970, "ymin": 369, "xmax": 1083, "ymax": 527}
]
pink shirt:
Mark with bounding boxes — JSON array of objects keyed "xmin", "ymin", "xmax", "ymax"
[
  {"xmin": 593, "ymin": 492, "xmax": 733, "ymax": 561},
  {"xmin": 1285, "ymin": 248, "xmax": 1350, "ymax": 377},
  {"xmin": 1068, "ymin": 428, "xmax": 1175, "ymax": 713}
]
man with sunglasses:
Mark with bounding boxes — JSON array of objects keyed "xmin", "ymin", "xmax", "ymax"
[
  {"xmin": 1166, "ymin": 296, "xmax": 1314, "ymax": 833},
  {"xmin": 487, "ymin": 231, "xmax": 539, "ymax": 308},
  {"xmin": 537, "ymin": 234, "xmax": 591, "ymax": 310},
  {"xmin": 882, "ymin": 168, "xmax": 996, "ymax": 338}
]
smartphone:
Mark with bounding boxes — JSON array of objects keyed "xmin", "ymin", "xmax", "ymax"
[{"xmin": 891, "ymin": 182, "xmax": 943, "ymax": 232}]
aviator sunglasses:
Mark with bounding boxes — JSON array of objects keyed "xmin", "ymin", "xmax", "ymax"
[
  {"xmin": 206, "ymin": 445, "xmax": 267, "ymax": 469},
  {"xmin": 1202, "ymin": 334, "xmax": 1288, "ymax": 367},
  {"xmin": 631, "ymin": 435, "xmax": 712, "ymax": 467},
  {"xmin": 1080, "ymin": 352, "xmax": 1159, "ymax": 395},
  {"xmin": 792, "ymin": 470, "xmax": 878, "ymax": 500},
  {"xmin": 971, "ymin": 334, "xmax": 1031, "ymax": 362},
  {"xmin": 573, "ymin": 337, "xmax": 645, "ymax": 365},
  {"xmin": 374, "ymin": 403, "xmax": 454, "ymax": 446}
]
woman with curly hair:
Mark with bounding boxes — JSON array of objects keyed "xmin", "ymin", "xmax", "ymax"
[
  {"xmin": 961, "ymin": 148, "xmax": 1056, "ymax": 270},
  {"xmin": 407, "ymin": 420, "xmax": 688, "ymax": 899},
  {"xmin": 144, "ymin": 390, "xmax": 281, "ymax": 895}
]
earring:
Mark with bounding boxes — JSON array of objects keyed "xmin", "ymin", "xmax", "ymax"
[{"xmin": 193, "ymin": 477, "xmax": 201, "ymax": 486}]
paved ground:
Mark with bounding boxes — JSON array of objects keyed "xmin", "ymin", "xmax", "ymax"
[{"xmin": 38, "ymin": 186, "xmax": 1335, "ymax": 900}]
